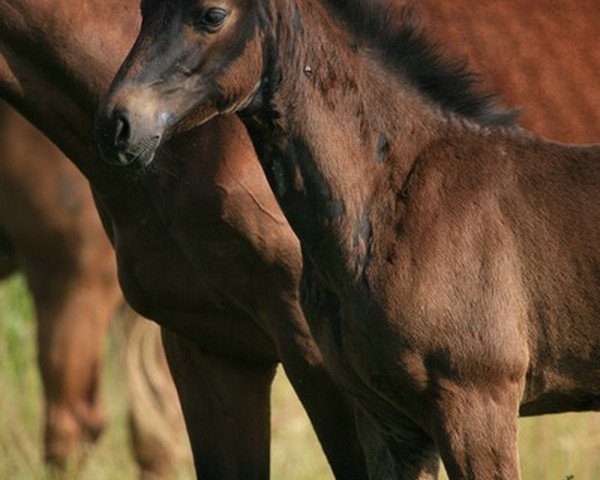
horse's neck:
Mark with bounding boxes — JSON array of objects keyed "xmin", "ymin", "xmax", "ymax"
[
  {"xmin": 0, "ymin": 0, "xmax": 138, "ymax": 183},
  {"xmin": 246, "ymin": 0, "xmax": 444, "ymax": 282}
]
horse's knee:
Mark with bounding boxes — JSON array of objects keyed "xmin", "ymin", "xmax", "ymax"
[
  {"xmin": 431, "ymin": 382, "xmax": 522, "ymax": 480},
  {"xmin": 79, "ymin": 401, "xmax": 107, "ymax": 442},
  {"xmin": 130, "ymin": 416, "xmax": 180, "ymax": 480}
]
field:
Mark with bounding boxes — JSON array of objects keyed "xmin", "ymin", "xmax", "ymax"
[{"xmin": 1, "ymin": 274, "xmax": 598, "ymax": 479}]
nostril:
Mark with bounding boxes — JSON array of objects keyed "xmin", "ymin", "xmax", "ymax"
[{"xmin": 114, "ymin": 111, "xmax": 131, "ymax": 148}]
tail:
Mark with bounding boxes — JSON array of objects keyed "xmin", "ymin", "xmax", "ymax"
[{"xmin": 115, "ymin": 307, "xmax": 192, "ymax": 479}]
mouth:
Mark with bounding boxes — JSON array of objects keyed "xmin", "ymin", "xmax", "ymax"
[
  {"xmin": 104, "ymin": 135, "xmax": 161, "ymax": 168},
  {"xmin": 117, "ymin": 149, "xmax": 156, "ymax": 168}
]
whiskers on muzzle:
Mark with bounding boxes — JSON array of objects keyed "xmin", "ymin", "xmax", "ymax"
[{"xmin": 121, "ymin": 135, "xmax": 162, "ymax": 167}]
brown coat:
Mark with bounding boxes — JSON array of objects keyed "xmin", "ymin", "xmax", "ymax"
[{"xmin": 98, "ymin": 1, "xmax": 599, "ymax": 478}]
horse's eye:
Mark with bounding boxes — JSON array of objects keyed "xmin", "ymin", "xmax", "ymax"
[{"xmin": 198, "ymin": 7, "xmax": 229, "ymax": 32}]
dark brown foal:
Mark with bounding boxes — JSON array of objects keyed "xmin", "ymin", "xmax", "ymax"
[{"xmin": 100, "ymin": 1, "xmax": 599, "ymax": 478}]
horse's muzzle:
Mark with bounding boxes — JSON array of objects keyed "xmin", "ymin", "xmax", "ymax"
[{"xmin": 94, "ymin": 108, "xmax": 161, "ymax": 168}]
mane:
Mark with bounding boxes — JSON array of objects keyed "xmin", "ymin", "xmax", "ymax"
[{"xmin": 325, "ymin": 1, "xmax": 517, "ymax": 126}]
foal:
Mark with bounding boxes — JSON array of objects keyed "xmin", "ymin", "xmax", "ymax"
[{"xmin": 98, "ymin": 1, "xmax": 600, "ymax": 478}]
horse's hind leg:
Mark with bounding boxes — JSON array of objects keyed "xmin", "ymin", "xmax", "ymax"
[
  {"xmin": 430, "ymin": 381, "xmax": 522, "ymax": 480},
  {"xmin": 24, "ymin": 255, "xmax": 121, "ymax": 467},
  {"xmin": 162, "ymin": 326, "xmax": 277, "ymax": 480},
  {"xmin": 123, "ymin": 311, "xmax": 190, "ymax": 480}
]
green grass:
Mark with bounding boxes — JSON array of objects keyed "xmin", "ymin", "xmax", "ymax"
[{"xmin": 1, "ymin": 274, "xmax": 598, "ymax": 479}]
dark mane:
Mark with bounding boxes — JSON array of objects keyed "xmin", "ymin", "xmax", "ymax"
[{"xmin": 326, "ymin": 1, "xmax": 517, "ymax": 126}]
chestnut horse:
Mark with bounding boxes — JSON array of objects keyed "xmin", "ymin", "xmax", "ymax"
[
  {"xmin": 0, "ymin": 1, "xmax": 367, "ymax": 478},
  {"xmin": 99, "ymin": 1, "xmax": 600, "ymax": 479},
  {"xmin": 0, "ymin": 100, "xmax": 187, "ymax": 478}
]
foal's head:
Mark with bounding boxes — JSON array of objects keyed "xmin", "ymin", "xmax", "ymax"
[
  {"xmin": 95, "ymin": 0, "xmax": 268, "ymax": 167},
  {"xmin": 95, "ymin": 0, "xmax": 513, "ymax": 167}
]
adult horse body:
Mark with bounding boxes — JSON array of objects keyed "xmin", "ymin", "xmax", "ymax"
[
  {"xmin": 100, "ymin": 1, "xmax": 600, "ymax": 478},
  {"xmin": 0, "ymin": 1, "xmax": 367, "ymax": 478}
]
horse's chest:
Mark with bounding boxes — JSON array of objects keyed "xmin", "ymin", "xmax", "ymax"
[
  {"xmin": 111, "ymin": 212, "xmax": 225, "ymax": 321},
  {"xmin": 118, "ymin": 251, "xmax": 196, "ymax": 317}
]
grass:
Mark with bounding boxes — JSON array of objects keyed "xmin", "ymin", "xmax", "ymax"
[{"xmin": 1, "ymin": 273, "xmax": 598, "ymax": 479}]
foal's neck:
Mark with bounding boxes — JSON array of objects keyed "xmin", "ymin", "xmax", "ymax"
[{"xmin": 244, "ymin": 0, "xmax": 446, "ymax": 281}]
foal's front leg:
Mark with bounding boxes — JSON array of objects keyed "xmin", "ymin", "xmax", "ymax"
[
  {"xmin": 431, "ymin": 380, "xmax": 523, "ymax": 480},
  {"xmin": 161, "ymin": 327, "xmax": 277, "ymax": 480},
  {"xmin": 259, "ymin": 297, "xmax": 370, "ymax": 480}
]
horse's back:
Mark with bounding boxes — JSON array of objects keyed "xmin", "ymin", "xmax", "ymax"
[{"xmin": 418, "ymin": 0, "xmax": 600, "ymax": 144}]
